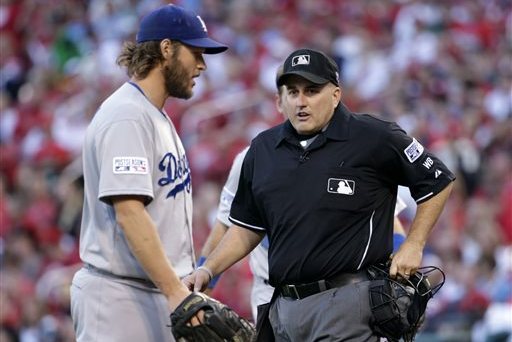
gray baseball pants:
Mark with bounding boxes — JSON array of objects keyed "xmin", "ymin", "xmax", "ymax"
[
  {"xmin": 70, "ymin": 267, "xmax": 175, "ymax": 342},
  {"xmin": 269, "ymin": 280, "xmax": 379, "ymax": 341}
]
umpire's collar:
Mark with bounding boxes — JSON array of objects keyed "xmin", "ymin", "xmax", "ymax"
[{"xmin": 275, "ymin": 102, "xmax": 352, "ymax": 148}]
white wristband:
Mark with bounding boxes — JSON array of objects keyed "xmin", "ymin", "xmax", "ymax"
[{"xmin": 196, "ymin": 266, "xmax": 214, "ymax": 281}]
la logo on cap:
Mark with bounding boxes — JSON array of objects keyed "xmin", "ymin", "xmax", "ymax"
[
  {"xmin": 292, "ymin": 55, "xmax": 310, "ymax": 66},
  {"xmin": 196, "ymin": 15, "xmax": 208, "ymax": 32}
]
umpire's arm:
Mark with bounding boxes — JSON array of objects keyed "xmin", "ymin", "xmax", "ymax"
[
  {"xmin": 184, "ymin": 225, "xmax": 264, "ymax": 292},
  {"xmin": 389, "ymin": 182, "xmax": 453, "ymax": 278}
]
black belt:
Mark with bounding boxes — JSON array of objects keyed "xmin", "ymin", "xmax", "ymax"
[
  {"xmin": 84, "ymin": 263, "xmax": 157, "ymax": 288},
  {"xmin": 279, "ymin": 270, "xmax": 368, "ymax": 300}
]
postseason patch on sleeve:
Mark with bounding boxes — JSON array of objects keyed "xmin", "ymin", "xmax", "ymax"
[
  {"xmin": 113, "ymin": 157, "xmax": 149, "ymax": 174},
  {"xmin": 403, "ymin": 138, "xmax": 424, "ymax": 163}
]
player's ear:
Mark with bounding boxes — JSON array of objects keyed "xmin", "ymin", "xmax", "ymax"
[{"xmin": 160, "ymin": 39, "xmax": 174, "ymax": 59}]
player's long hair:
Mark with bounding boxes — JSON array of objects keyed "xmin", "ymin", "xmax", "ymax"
[{"xmin": 116, "ymin": 40, "xmax": 180, "ymax": 79}]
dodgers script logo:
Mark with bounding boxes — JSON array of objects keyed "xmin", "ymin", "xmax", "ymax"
[{"xmin": 158, "ymin": 152, "xmax": 191, "ymax": 198}]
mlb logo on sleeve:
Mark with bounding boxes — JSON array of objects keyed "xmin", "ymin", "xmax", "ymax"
[
  {"xmin": 327, "ymin": 178, "xmax": 355, "ymax": 195},
  {"xmin": 113, "ymin": 157, "xmax": 148, "ymax": 174},
  {"xmin": 404, "ymin": 138, "xmax": 424, "ymax": 163}
]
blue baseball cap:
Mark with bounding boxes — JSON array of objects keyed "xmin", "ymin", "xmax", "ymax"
[{"xmin": 136, "ymin": 4, "xmax": 228, "ymax": 54}]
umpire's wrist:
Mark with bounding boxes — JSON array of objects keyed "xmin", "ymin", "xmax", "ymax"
[
  {"xmin": 196, "ymin": 256, "xmax": 222, "ymax": 289},
  {"xmin": 197, "ymin": 265, "xmax": 214, "ymax": 281}
]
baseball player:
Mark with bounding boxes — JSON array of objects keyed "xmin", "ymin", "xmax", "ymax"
[
  {"xmin": 197, "ymin": 65, "xmax": 410, "ymax": 321},
  {"xmin": 69, "ymin": 5, "xmax": 228, "ymax": 342}
]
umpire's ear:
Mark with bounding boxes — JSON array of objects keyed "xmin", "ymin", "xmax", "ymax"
[
  {"xmin": 275, "ymin": 93, "xmax": 283, "ymax": 113},
  {"xmin": 331, "ymin": 85, "xmax": 341, "ymax": 108}
]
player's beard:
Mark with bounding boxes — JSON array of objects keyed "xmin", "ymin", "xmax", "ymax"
[{"xmin": 163, "ymin": 58, "xmax": 193, "ymax": 100}]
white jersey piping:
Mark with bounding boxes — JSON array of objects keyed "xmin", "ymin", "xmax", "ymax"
[
  {"xmin": 228, "ymin": 216, "xmax": 266, "ymax": 231},
  {"xmin": 415, "ymin": 192, "xmax": 434, "ymax": 203},
  {"xmin": 357, "ymin": 210, "xmax": 375, "ymax": 270}
]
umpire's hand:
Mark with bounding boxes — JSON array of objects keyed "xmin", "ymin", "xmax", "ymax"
[
  {"xmin": 182, "ymin": 267, "xmax": 212, "ymax": 292},
  {"xmin": 389, "ymin": 239, "xmax": 423, "ymax": 280}
]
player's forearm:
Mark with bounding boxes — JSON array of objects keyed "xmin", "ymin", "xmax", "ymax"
[
  {"xmin": 205, "ymin": 225, "xmax": 264, "ymax": 276},
  {"xmin": 200, "ymin": 220, "xmax": 229, "ymax": 257},
  {"xmin": 406, "ymin": 182, "xmax": 453, "ymax": 248},
  {"xmin": 113, "ymin": 198, "xmax": 188, "ymax": 305}
]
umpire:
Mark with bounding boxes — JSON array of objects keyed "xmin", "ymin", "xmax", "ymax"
[{"xmin": 185, "ymin": 48, "xmax": 455, "ymax": 341}]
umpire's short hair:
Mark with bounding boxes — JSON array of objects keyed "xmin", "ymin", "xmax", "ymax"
[{"xmin": 275, "ymin": 64, "xmax": 285, "ymax": 94}]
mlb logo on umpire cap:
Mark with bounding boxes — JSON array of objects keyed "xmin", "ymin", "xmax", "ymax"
[
  {"xmin": 292, "ymin": 55, "xmax": 310, "ymax": 66},
  {"xmin": 277, "ymin": 48, "xmax": 339, "ymax": 87}
]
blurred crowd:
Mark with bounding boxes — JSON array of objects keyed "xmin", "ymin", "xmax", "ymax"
[{"xmin": 0, "ymin": 0, "xmax": 511, "ymax": 341}]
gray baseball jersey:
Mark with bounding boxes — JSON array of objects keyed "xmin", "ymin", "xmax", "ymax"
[{"xmin": 80, "ymin": 82, "xmax": 195, "ymax": 279}]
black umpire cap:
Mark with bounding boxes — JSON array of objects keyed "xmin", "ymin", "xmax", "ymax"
[{"xmin": 277, "ymin": 48, "xmax": 339, "ymax": 87}]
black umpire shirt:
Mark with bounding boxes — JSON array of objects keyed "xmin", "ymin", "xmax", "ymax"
[{"xmin": 229, "ymin": 104, "xmax": 455, "ymax": 287}]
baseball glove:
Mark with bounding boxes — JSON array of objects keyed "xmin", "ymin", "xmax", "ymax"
[
  {"xmin": 170, "ymin": 292, "xmax": 255, "ymax": 342},
  {"xmin": 367, "ymin": 262, "xmax": 445, "ymax": 342}
]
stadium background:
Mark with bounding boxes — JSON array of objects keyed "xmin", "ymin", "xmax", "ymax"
[{"xmin": 0, "ymin": 0, "xmax": 510, "ymax": 341}]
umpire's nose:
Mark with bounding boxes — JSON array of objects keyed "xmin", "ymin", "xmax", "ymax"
[{"xmin": 295, "ymin": 91, "xmax": 308, "ymax": 108}]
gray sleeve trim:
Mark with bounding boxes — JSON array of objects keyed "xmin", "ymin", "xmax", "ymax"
[{"xmin": 99, "ymin": 189, "xmax": 154, "ymax": 201}]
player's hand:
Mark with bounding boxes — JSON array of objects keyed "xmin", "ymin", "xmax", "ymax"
[
  {"xmin": 170, "ymin": 293, "xmax": 255, "ymax": 341},
  {"xmin": 167, "ymin": 286, "xmax": 192, "ymax": 311},
  {"xmin": 182, "ymin": 269, "xmax": 211, "ymax": 292},
  {"xmin": 389, "ymin": 239, "xmax": 423, "ymax": 280},
  {"xmin": 168, "ymin": 287, "xmax": 205, "ymax": 326}
]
